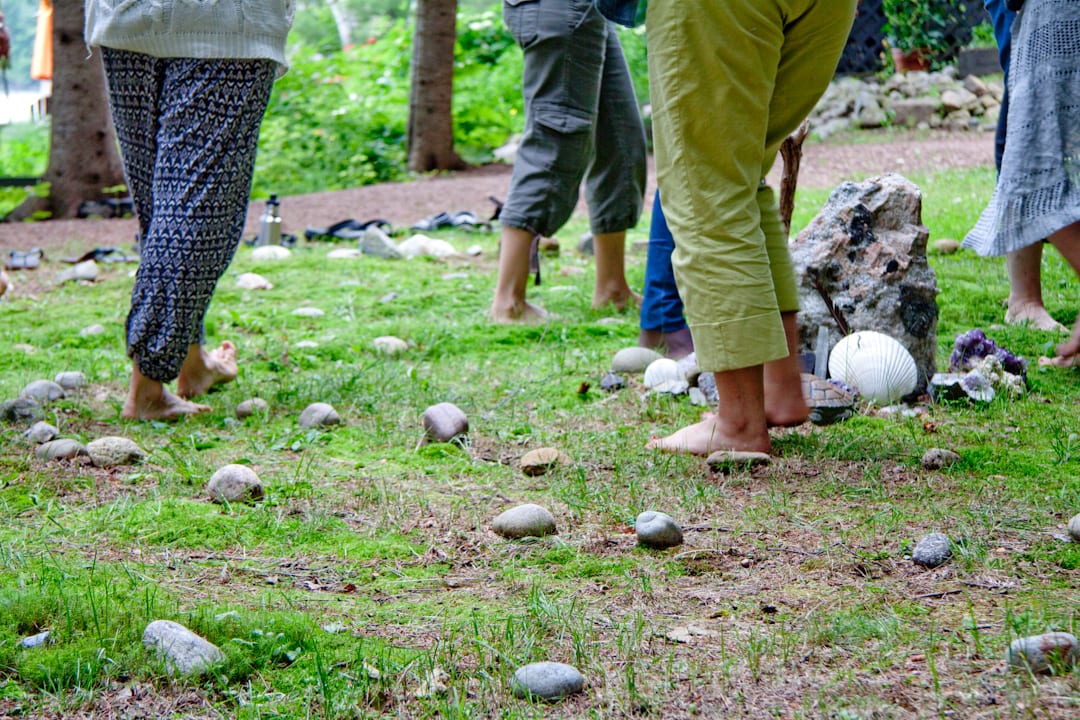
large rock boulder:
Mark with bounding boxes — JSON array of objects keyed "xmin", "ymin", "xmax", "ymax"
[{"xmin": 790, "ymin": 174, "xmax": 939, "ymax": 396}]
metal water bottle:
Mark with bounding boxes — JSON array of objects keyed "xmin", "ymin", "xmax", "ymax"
[{"xmin": 256, "ymin": 194, "xmax": 282, "ymax": 246}]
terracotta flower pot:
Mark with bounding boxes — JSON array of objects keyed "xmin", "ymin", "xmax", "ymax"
[{"xmin": 891, "ymin": 47, "xmax": 931, "ymax": 73}]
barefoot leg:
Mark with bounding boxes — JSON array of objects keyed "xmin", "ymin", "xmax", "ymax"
[
  {"xmin": 593, "ymin": 230, "xmax": 640, "ymax": 310},
  {"xmin": 1047, "ymin": 223, "xmax": 1080, "ymax": 359},
  {"xmin": 491, "ymin": 225, "xmax": 549, "ymax": 323},
  {"xmin": 122, "ymin": 363, "xmax": 210, "ymax": 420},
  {"xmin": 647, "ymin": 365, "xmax": 770, "ymax": 455},
  {"xmin": 176, "ymin": 342, "xmax": 238, "ymax": 399},
  {"xmin": 763, "ymin": 311, "xmax": 809, "ymax": 427},
  {"xmin": 1004, "ymin": 244, "xmax": 1069, "ymax": 332}
]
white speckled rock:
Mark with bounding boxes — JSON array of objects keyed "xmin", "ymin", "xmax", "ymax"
[
  {"xmin": 299, "ymin": 402, "xmax": 340, "ymax": 429},
  {"xmin": 251, "ymin": 245, "xmax": 291, "ymax": 261},
  {"xmin": 35, "ymin": 439, "xmax": 87, "ymax": 461},
  {"xmin": 143, "ymin": 620, "xmax": 225, "ymax": 675},
  {"xmin": 1068, "ymin": 513, "xmax": 1080, "ymax": 543},
  {"xmin": 511, "ymin": 662, "xmax": 584, "ymax": 701},
  {"xmin": 635, "ymin": 511, "xmax": 684, "ymax": 549},
  {"xmin": 611, "ymin": 346, "xmax": 663, "ymax": 373},
  {"xmin": 236, "ymin": 397, "xmax": 269, "ymax": 419},
  {"xmin": 54, "ymin": 371, "xmax": 88, "ymax": 391},
  {"xmin": 491, "ymin": 504, "xmax": 557, "ymax": 539},
  {"xmin": 207, "ymin": 464, "xmax": 264, "ymax": 504},
  {"xmin": 520, "ymin": 447, "xmax": 573, "ymax": 477},
  {"xmin": 373, "ymin": 336, "xmax": 409, "ymax": 355},
  {"xmin": 79, "ymin": 324, "xmax": 106, "ymax": 337},
  {"xmin": 86, "ymin": 436, "xmax": 145, "ymax": 467},
  {"xmin": 20, "ymin": 380, "xmax": 65, "ymax": 403},
  {"xmin": 291, "ymin": 307, "xmax": 324, "ymax": 317},
  {"xmin": 236, "ymin": 272, "xmax": 273, "ymax": 290},
  {"xmin": 921, "ymin": 448, "xmax": 961, "ymax": 470},
  {"xmin": 23, "ymin": 421, "xmax": 58, "ymax": 444},
  {"xmin": 1006, "ymin": 632, "xmax": 1080, "ymax": 674},
  {"xmin": 912, "ymin": 533, "xmax": 952, "ymax": 568},
  {"xmin": 423, "ymin": 402, "xmax": 468, "ymax": 443}
]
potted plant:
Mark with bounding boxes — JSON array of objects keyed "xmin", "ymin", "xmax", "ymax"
[{"xmin": 882, "ymin": 0, "xmax": 967, "ymax": 73}]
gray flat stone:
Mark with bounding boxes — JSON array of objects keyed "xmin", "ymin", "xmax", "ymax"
[
  {"xmin": 143, "ymin": 620, "xmax": 225, "ymax": 675},
  {"xmin": 423, "ymin": 402, "xmax": 468, "ymax": 443},
  {"xmin": 511, "ymin": 661, "xmax": 584, "ymax": 701},
  {"xmin": 299, "ymin": 402, "xmax": 340, "ymax": 429},
  {"xmin": 921, "ymin": 448, "xmax": 961, "ymax": 470},
  {"xmin": 19, "ymin": 630, "xmax": 53, "ymax": 648},
  {"xmin": 635, "ymin": 511, "xmax": 684, "ymax": 550},
  {"xmin": 361, "ymin": 227, "xmax": 403, "ymax": 259},
  {"xmin": 1, "ymin": 398, "xmax": 43, "ymax": 425},
  {"xmin": 912, "ymin": 533, "xmax": 952, "ymax": 568},
  {"xmin": 236, "ymin": 397, "xmax": 269, "ymax": 419},
  {"xmin": 23, "ymin": 421, "xmax": 58, "ymax": 444},
  {"xmin": 54, "ymin": 371, "xmax": 88, "ymax": 391},
  {"xmin": 1006, "ymin": 633, "xmax": 1080, "ymax": 674},
  {"xmin": 491, "ymin": 504, "xmax": 557, "ymax": 539},
  {"xmin": 207, "ymin": 464, "xmax": 264, "ymax": 504},
  {"xmin": 35, "ymin": 438, "xmax": 87, "ymax": 461},
  {"xmin": 1068, "ymin": 513, "xmax": 1080, "ymax": 543},
  {"xmin": 86, "ymin": 436, "xmax": 145, "ymax": 467},
  {"xmin": 21, "ymin": 380, "xmax": 65, "ymax": 403}
]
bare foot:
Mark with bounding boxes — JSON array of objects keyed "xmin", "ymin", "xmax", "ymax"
[
  {"xmin": 646, "ymin": 413, "xmax": 770, "ymax": 456},
  {"xmin": 123, "ymin": 383, "xmax": 210, "ymax": 420},
  {"xmin": 764, "ymin": 385, "xmax": 809, "ymax": 428},
  {"xmin": 490, "ymin": 299, "xmax": 549, "ymax": 324},
  {"xmin": 177, "ymin": 341, "xmax": 239, "ymax": 399},
  {"xmin": 638, "ymin": 327, "xmax": 694, "ymax": 359},
  {"xmin": 1005, "ymin": 302, "xmax": 1069, "ymax": 332},
  {"xmin": 1038, "ymin": 354, "xmax": 1079, "ymax": 368},
  {"xmin": 592, "ymin": 288, "xmax": 641, "ymax": 312}
]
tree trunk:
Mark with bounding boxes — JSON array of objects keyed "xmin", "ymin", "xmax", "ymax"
[
  {"xmin": 407, "ymin": 0, "xmax": 465, "ymax": 173},
  {"xmin": 7, "ymin": 0, "xmax": 124, "ymax": 222},
  {"xmin": 326, "ymin": 0, "xmax": 353, "ymax": 50}
]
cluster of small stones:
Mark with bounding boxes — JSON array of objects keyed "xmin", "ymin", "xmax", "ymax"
[{"xmin": 809, "ymin": 69, "xmax": 1003, "ymax": 139}]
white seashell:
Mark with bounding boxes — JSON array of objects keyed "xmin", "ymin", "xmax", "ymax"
[
  {"xmin": 398, "ymin": 234, "xmax": 458, "ymax": 259},
  {"xmin": 643, "ymin": 358, "xmax": 682, "ymax": 389},
  {"xmin": 828, "ymin": 331, "xmax": 917, "ymax": 404}
]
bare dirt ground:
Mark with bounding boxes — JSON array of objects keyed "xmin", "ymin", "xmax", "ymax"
[{"xmin": 0, "ymin": 130, "xmax": 994, "ymax": 285}]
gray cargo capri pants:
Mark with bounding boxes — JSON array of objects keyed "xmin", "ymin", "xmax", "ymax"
[{"xmin": 500, "ymin": 0, "xmax": 647, "ymax": 238}]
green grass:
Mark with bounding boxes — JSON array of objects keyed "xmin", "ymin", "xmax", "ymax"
[{"xmin": 0, "ymin": 160, "xmax": 1078, "ymax": 718}]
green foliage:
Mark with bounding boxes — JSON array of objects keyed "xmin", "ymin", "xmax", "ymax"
[{"xmin": 882, "ymin": 0, "xmax": 967, "ymax": 60}]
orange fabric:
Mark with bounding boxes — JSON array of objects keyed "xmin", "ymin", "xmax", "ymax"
[{"xmin": 31, "ymin": 0, "xmax": 53, "ymax": 81}]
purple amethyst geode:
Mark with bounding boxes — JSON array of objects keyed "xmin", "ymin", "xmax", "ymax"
[{"xmin": 948, "ymin": 329, "xmax": 1028, "ymax": 380}]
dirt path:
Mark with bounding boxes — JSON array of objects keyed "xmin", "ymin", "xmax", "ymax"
[{"xmin": 0, "ymin": 130, "xmax": 994, "ymax": 264}]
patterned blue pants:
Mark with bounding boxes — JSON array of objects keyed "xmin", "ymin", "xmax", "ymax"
[{"xmin": 102, "ymin": 48, "xmax": 275, "ymax": 383}]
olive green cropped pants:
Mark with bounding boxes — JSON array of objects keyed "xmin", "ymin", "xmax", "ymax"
[{"xmin": 647, "ymin": 0, "xmax": 855, "ymax": 372}]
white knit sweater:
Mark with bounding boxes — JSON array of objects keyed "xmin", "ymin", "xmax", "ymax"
[{"xmin": 84, "ymin": 0, "xmax": 294, "ymax": 72}]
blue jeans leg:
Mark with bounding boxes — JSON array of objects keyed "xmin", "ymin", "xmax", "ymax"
[{"xmin": 640, "ymin": 191, "xmax": 687, "ymax": 332}]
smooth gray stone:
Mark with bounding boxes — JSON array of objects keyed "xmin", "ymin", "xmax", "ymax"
[
  {"xmin": 23, "ymin": 421, "xmax": 58, "ymax": 444},
  {"xmin": 511, "ymin": 661, "xmax": 584, "ymax": 701},
  {"xmin": 35, "ymin": 439, "xmax": 87, "ymax": 461},
  {"xmin": 361, "ymin": 227, "xmax": 403, "ymax": 259},
  {"xmin": 1068, "ymin": 513, "xmax": 1080, "ymax": 543},
  {"xmin": 599, "ymin": 372, "xmax": 625, "ymax": 392},
  {"xmin": 1, "ymin": 398, "xmax": 43, "ymax": 425},
  {"xmin": 1006, "ymin": 633, "xmax": 1080, "ymax": 674},
  {"xmin": 611, "ymin": 347, "xmax": 662, "ymax": 374},
  {"xmin": 86, "ymin": 436, "xmax": 145, "ymax": 467},
  {"xmin": 423, "ymin": 402, "xmax": 468, "ymax": 443},
  {"xmin": 491, "ymin": 504, "xmax": 557, "ymax": 539},
  {"xmin": 19, "ymin": 630, "xmax": 52, "ymax": 648},
  {"xmin": 54, "ymin": 371, "xmax": 88, "ymax": 391},
  {"xmin": 635, "ymin": 511, "xmax": 684, "ymax": 549},
  {"xmin": 79, "ymin": 324, "xmax": 106, "ymax": 336},
  {"xmin": 207, "ymin": 464, "xmax": 264, "ymax": 504},
  {"xmin": 299, "ymin": 402, "xmax": 340, "ymax": 429},
  {"xmin": 921, "ymin": 448, "xmax": 961, "ymax": 470},
  {"xmin": 236, "ymin": 397, "xmax": 269, "ymax": 419},
  {"xmin": 912, "ymin": 533, "xmax": 952, "ymax": 568},
  {"xmin": 21, "ymin": 380, "xmax": 65, "ymax": 403},
  {"xmin": 143, "ymin": 620, "xmax": 225, "ymax": 675}
]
